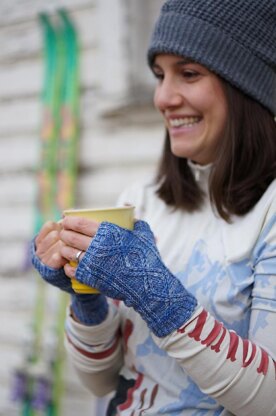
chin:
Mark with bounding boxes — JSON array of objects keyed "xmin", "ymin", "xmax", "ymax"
[{"xmin": 170, "ymin": 146, "xmax": 195, "ymax": 160}]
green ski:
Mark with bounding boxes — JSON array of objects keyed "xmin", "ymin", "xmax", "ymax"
[
  {"xmin": 11, "ymin": 9, "xmax": 80, "ymax": 416},
  {"xmin": 49, "ymin": 9, "xmax": 80, "ymax": 416}
]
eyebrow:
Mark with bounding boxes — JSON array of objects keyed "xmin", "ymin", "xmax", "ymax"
[{"xmin": 175, "ymin": 58, "xmax": 195, "ymax": 65}]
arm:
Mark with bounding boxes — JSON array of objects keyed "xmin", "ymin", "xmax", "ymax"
[
  {"xmin": 65, "ymin": 300, "xmax": 123, "ymax": 397},
  {"xmin": 32, "ymin": 220, "xmax": 121, "ymax": 396},
  {"xmin": 73, "ymin": 219, "xmax": 276, "ymax": 415},
  {"xmin": 153, "ymin": 213, "xmax": 276, "ymax": 416},
  {"xmin": 153, "ymin": 305, "xmax": 276, "ymax": 416}
]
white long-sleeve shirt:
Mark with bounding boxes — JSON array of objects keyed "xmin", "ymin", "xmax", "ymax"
[{"xmin": 65, "ymin": 164, "xmax": 276, "ymax": 415}]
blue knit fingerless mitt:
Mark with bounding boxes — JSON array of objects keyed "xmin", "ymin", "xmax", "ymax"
[
  {"xmin": 31, "ymin": 239, "xmax": 108, "ymax": 325},
  {"xmin": 70, "ymin": 294, "xmax": 108, "ymax": 325},
  {"xmin": 76, "ymin": 220, "xmax": 197, "ymax": 337},
  {"xmin": 31, "ymin": 238, "xmax": 73, "ymax": 294}
]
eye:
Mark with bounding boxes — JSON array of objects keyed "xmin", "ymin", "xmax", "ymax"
[
  {"xmin": 182, "ymin": 70, "xmax": 199, "ymax": 80},
  {"xmin": 152, "ymin": 70, "xmax": 164, "ymax": 81}
]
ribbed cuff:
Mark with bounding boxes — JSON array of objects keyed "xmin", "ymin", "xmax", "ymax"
[
  {"xmin": 71, "ymin": 294, "xmax": 109, "ymax": 325},
  {"xmin": 31, "ymin": 238, "xmax": 73, "ymax": 294}
]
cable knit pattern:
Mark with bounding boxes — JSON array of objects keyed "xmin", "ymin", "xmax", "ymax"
[{"xmin": 76, "ymin": 220, "xmax": 197, "ymax": 337}]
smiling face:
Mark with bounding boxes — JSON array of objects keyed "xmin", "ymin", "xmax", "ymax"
[{"xmin": 152, "ymin": 54, "xmax": 228, "ymax": 165}]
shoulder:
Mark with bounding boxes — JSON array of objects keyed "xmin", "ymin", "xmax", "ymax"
[{"xmin": 222, "ymin": 179, "xmax": 276, "ymax": 262}]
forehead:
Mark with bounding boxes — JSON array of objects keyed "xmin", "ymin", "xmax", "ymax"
[{"xmin": 153, "ymin": 53, "xmax": 205, "ymax": 69}]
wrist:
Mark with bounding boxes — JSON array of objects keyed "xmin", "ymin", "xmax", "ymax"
[
  {"xmin": 31, "ymin": 238, "xmax": 73, "ymax": 293},
  {"xmin": 71, "ymin": 294, "xmax": 108, "ymax": 326}
]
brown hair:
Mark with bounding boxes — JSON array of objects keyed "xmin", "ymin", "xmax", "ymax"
[{"xmin": 155, "ymin": 83, "xmax": 276, "ymax": 221}]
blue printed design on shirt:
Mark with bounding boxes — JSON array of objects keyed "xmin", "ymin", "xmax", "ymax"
[
  {"xmin": 251, "ymin": 309, "xmax": 270, "ymax": 336},
  {"xmin": 176, "ymin": 240, "xmax": 252, "ymax": 337},
  {"xmin": 137, "ymin": 334, "xmax": 167, "ymax": 357},
  {"xmin": 158, "ymin": 377, "xmax": 222, "ymax": 415},
  {"xmin": 252, "ymin": 213, "xmax": 276, "ymax": 265},
  {"xmin": 252, "ymin": 214, "xmax": 276, "ymax": 315}
]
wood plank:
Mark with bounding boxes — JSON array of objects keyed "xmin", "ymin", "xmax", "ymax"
[
  {"xmin": 0, "ymin": 91, "xmax": 160, "ymax": 139},
  {"xmin": 76, "ymin": 165, "xmax": 157, "ymax": 208},
  {"xmin": 0, "ymin": 118, "xmax": 162, "ymax": 173},
  {"xmin": 0, "ymin": 88, "xmax": 136, "ymax": 136},
  {"xmin": 0, "ymin": 205, "xmax": 33, "ymax": 240},
  {"xmin": 0, "ymin": 94, "xmax": 97, "ymax": 136},
  {"xmin": 0, "ymin": 48, "xmax": 101, "ymax": 100},
  {"xmin": 0, "ymin": 59, "xmax": 42, "ymax": 99},
  {"xmin": 0, "ymin": 5, "xmax": 99, "ymax": 63},
  {"xmin": 0, "ymin": 0, "xmax": 96, "ymax": 26},
  {"xmin": 0, "ymin": 136, "xmax": 38, "ymax": 172},
  {"xmin": 0, "ymin": 240, "xmax": 31, "ymax": 275},
  {"xmin": 0, "ymin": 97, "xmax": 40, "ymax": 135},
  {"xmin": 0, "ymin": 174, "xmax": 35, "ymax": 205},
  {"xmin": 80, "ymin": 125, "xmax": 163, "ymax": 168}
]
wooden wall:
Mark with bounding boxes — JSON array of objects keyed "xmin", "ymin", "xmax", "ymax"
[{"xmin": 0, "ymin": 0, "xmax": 164, "ymax": 413}]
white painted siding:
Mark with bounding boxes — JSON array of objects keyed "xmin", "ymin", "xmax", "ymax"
[{"xmin": 0, "ymin": 0, "xmax": 164, "ymax": 414}]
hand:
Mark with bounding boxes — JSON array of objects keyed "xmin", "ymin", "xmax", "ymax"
[
  {"xmin": 75, "ymin": 220, "xmax": 197, "ymax": 337},
  {"xmin": 35, "ymin": 221, "xmax": 67, "ymax": 269},
  {"xmin": 59, "ymin": 216, "xmax": 107, "ymax": 325},
  {"xmin": 32, "ymin": 220, "xmax": 74, "ymax": 294},
  {"xmin": 59, "ymin": 215, "xmax": 100, "ymax": 278},
  {"xmin": 32, "ymin": 219, "xmax": 108, "ymax": 324}
]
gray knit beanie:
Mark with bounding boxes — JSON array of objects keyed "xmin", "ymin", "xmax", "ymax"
[{"xmin": 148, "ymin": 0, "xmax": 276, "ymax": 115}]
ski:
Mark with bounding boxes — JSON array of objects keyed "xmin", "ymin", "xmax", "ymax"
[
  {"xmin": 50, "ymin": 9, "xmax": 80, "ymax": 416},
  {"xmin": 11, "ymin": 9, "xmax": 80, "ymax": 416}
]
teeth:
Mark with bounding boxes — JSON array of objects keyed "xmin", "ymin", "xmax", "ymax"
[{"xmin": 170, "ymin": 117, "xmax": 200, "ymax": 127}]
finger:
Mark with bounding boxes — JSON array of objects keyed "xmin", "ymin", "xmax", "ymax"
[
  {"xmin": 36, "ymin": 221, "xmax": 62, "ymax": 245},
  {"xmin": 41, "ymin": 239, "xmax": 63, "ymax": 260},
  {"xmin": 38, "ymin": 241, "xmax": 67, "ymax": 269},
  {"xmin": 36, "ymin": 229, "xmax": 61, "ymax": 257},
  {"xmin": 60, "ymin": 245, "xmax": 85, "ymax": 264},
  {"xmin": 63, "ymin": 262, "xmax": 77, "ymax": 279},
  {"xmin": 62, "ymin": 216, "xmax": 99, "ymax": 237},
  {"xmin": 59, "ymin": 229, "xmax": 92, "ymax": 251},
  {"xmin": 43, "ymin": 250, "xmax": 67, "ymax": 269}
]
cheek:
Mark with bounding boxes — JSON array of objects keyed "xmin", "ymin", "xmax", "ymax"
[
  {"xmin": 204, "ymin": 90, "xmax": 228, "ymax": 132},
  {"xmin": 214, "ymin": 99, "xmax": 228, "ymax": 134},
  {"xmin": 211, "ymin": 83, "xmax": 228, "ymax": 126}
]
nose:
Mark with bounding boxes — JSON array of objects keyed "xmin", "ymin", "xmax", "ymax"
[{"xmin": 154, "ymin": 76, "xmax": 183, "ymax": 111}]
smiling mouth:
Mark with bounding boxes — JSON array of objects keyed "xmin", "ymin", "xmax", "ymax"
[{"xmin": 169, "ymin": 116, "xmax": 201, "ymax": 128}]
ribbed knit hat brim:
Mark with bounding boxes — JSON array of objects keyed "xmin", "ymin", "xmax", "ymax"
[{"xmin": 148, "ymin": 1, "xmax": 276, "ymax": 115}]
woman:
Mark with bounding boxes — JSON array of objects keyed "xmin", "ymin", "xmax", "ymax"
[{"xmin": 32, "ymin": 0, "xmax": 276, "ymax": 414}]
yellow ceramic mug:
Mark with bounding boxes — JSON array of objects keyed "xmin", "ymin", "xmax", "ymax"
[{"xmin": 63, "ymin": 205, "xmax": 135, "ymax": 294}]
